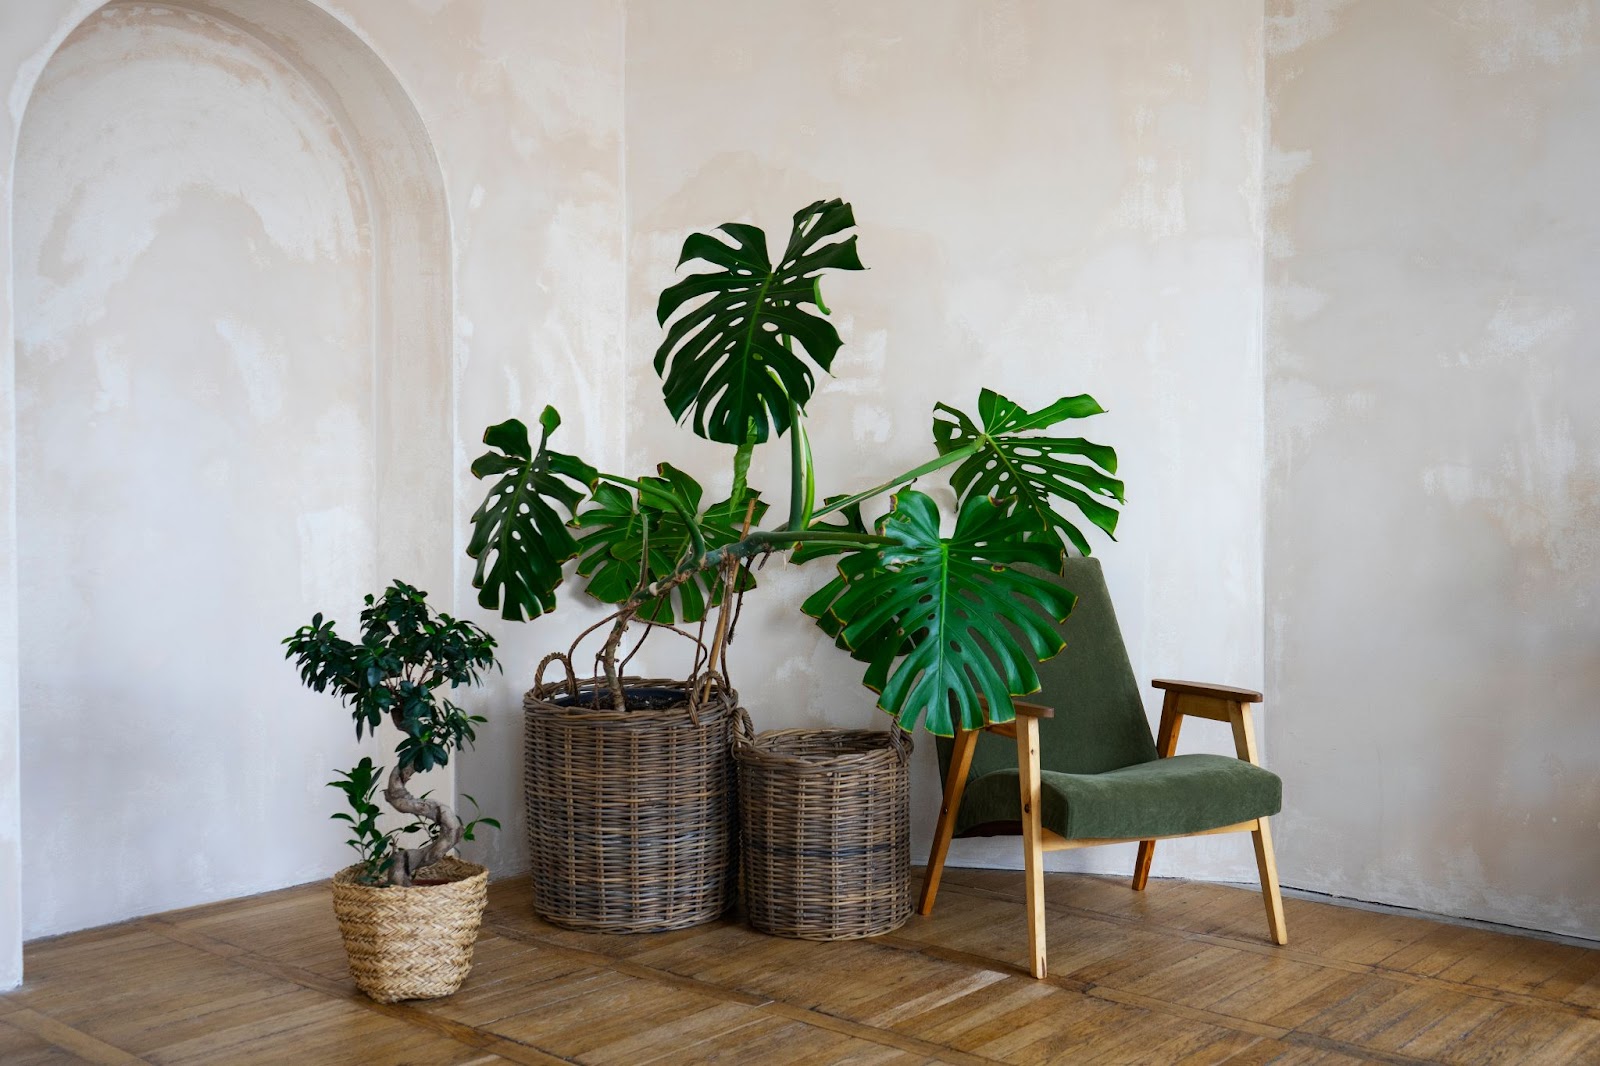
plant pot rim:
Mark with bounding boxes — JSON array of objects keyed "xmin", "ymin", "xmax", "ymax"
[
  {"xmin": 525, "ymin": 675, "xmax": 738, "ymax": 721},
  {"xmin": 331, "ymin": 858, "xmax": 486, "ymax": 891}
]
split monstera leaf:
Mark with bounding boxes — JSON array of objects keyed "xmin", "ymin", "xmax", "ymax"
[{"xmin": 465, "ymin": 198, "xmax": 1124, "ymax": 735}]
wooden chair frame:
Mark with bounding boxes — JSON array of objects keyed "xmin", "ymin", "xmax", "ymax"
[{"xmin": 916, "ymin": 681, "xmax": 1286, "ymax": 979}]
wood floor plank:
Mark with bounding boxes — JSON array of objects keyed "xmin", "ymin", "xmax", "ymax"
[
  {"xmin": 7, "ymin": 869, "xmax": 1599, "ymax": 1064},
  {"xmin": 1439, "ymin": 1000, "xmax": 1600, "ymax": 1065},
  {"xmin": 640, "ymin": 1012, "xmax": 908, "ymax": 1066},
  {"xmin": 930, "ymin": 983, "xmax": 1128, "ymax": 1058},
  {"xmin": 483, "ymin": 969, "xmax": 744, "ymax": 1063},
  {"xmin": 2, "ymin": 1009, "xmax": 148, "ymax": 1065},
  {"xmin": 1215, "ymin": 1036, "xmax": 1373, "ymax": 1065},
  {"xmin": 887, "ymin": 974, "xmax": 1059, "ymax": 1046},
  {"xmin": 1291, "ymin": 974, "xmax": 1505, "ymax": 1062},
  {"xmin": 0, "ymin": 1014, "xmax": 97, "ymax": 1065},
  {"xmin": 758, "ymin": 1001, "xmax": 1000, "ymax": 1066},
  {"xmin": 582, "ymin": 1000, "xmax": 755, "ymax": 1064},
  {"xmin": 149, "ymin": 998, "xmax": 502, "ymax": 1066}
]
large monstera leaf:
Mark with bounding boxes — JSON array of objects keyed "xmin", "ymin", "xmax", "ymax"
[
  {"xmin": 933, "ymin": 389, "xmax": 1124, "ymax": 557},
  {"xmin": 802, "ymin": 491, "xmax": 1077, "ymax": 736},
  {"xmin": 467, "ymin": 408, "xmax": 597, "ymax": 622},
  {"xmin": 573, "ymin": 464, "xmax": 767, "ymax": 624},
  {"xmin": 655, "ymin": 198, "xmax": 865, "ymax": 445}
]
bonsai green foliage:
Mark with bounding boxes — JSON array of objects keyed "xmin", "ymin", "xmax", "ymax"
[
  {"xmin": 327, "ymin": 757, "xmax": 417, "ymax": 884},
  {"xmin": 285, "ymin": 581, "xmax": 501, "ymax": 886},
  {"xmin": 465, "ymin": 198, "xmax": 1125, "ymax": 736}
]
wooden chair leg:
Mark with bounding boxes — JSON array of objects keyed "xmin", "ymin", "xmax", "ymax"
[
  {"xmin": 1134, "ymin": 692, "xmax": 1183, "ymax": 892},
  {"xmin": 917, "ymin": 725, "xmax": 978, "ymax": 916},
  {"xmin": 1222, "ymin": 698, "xmax": 1286, "ymax": 945},
  {"xmin": 1132, "ymin": 839, "xmax": 1156, "ymax": 890},
  {"xmin": 1016, "ymin": 716, "xmax": 1047, "ymax": 979},
  {"xmin": 1252, "ymin": 817, "xmax": 1288, "ymax": 945}
]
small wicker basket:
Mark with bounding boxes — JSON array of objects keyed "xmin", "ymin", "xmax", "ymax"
[
  {"xmin": 524, "ymin": 675, "xmax": 738, "ymax": 933},
  {"xmin": 330, "ymin": 857, "xmax": 487, "ymax": 1003},
  {"xmin": 734, "ymin": 714, "xmax": 913, "ymax": 940}
]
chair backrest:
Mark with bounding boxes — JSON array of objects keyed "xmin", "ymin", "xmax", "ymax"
[{"xmin": 937, "ymin": 556, "xmax": 1158, "ymax": 784}]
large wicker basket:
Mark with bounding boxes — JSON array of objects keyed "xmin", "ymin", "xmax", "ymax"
[
  {"xmin": 524, "ymin": 675, "xmax": 738, "ymax": 933},
  {"xmin": 734, "ymin": 715, "xmax": 913, "ymax": 940},
  {"xmin": 330, "ymin": 857, "xmax": 487, "ymax": 1003}
]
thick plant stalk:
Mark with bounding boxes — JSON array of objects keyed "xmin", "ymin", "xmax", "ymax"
[
  {"xmin": 594, "ymin": 522, "xmax": 893, "ymax": 709},
  {"xmin": 601, "ymin": 566, "xmax": 702, "ymax": 709},
  {"xmin": 705, "ymin": 500, "xmax": 756, "ymax": 686},
  {"xmin": 383, "ymin": 763, "xmax": 462, "ymax": 887}
]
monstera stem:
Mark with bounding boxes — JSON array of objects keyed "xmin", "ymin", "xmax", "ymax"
[
  {"xmin": 382, "ymin": 763, "xmax": 461, "ymax": 887},
  {"xmin": 809, "ymin": 444, "xmax": 979, "ymax": 520},
  {"xmin": 597, "ymin": 527, "xmax": 893, "ymax": 709}
]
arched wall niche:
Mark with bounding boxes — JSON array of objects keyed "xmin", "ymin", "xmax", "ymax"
[{"xmin": 8, "ymin": 0, "xmax": 452, "ymax": 947}]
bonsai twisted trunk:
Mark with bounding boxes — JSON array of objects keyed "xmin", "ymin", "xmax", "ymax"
[{"xmin": 382, "ymin": 764, "xmax": 462, "ymax": 886}]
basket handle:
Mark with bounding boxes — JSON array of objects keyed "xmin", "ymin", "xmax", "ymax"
[
  {"xmin": 889, "ymin": 724, "xmax": 913, "ymax": 766},
  {"xmin": 533, "ymin": 651, "xmax": 580, "ymax": 700},
  {"xmin": 731, "ymin": 706, "xmax": 755, "ymax": 752}
]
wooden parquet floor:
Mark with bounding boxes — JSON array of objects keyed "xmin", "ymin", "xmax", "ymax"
[{"xmin": 4, "ymin": 867, "xmax": 1600, "ymax": 1064}]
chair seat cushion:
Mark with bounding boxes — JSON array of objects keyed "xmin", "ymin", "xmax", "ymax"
[{"xmin": 954, "ymin": 754, "xmax": 1283, "ymax": 841}]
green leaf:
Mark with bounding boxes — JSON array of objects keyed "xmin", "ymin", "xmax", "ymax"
[
  {"xmin": 467, "ymin": 412, "xmax": 599, "ymax": 621},
  {"xmin": 573, "ymin": 469, "xmax": 768, "ymax": 623},
  {"xmin": 790, "ymin": 495, "xmax": 871, "ymax": 565},
  {"xmin": 803, "ymin": 490, "xmax": 1077, "ymax": 736},
  {"xmin": 655, "ymin": 199, "xmax": 865, "ymax": 444},
  {"xmin": 932, "ymin": 389, "xmax": 1123, "ymax": 558}
]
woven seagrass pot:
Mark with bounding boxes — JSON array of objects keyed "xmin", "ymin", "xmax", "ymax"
[
  {"xmin": 523, "ymin": 675, "xmax": 738, "ymax": 933},
  {"xmin": 331, "ymin": 857, "xmax": 487, "ymax": 1003},
  {"xmin": 734, "ymin": 714, "xmax": 913, "ymax": 941}
]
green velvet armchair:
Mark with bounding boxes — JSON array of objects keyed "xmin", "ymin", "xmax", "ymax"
[{"xmin": 917, "ymin": 557, "xmax": 1286, "ymax": 979}]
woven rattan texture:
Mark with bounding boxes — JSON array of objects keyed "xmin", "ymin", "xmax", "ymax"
[
  {"xmin": 523, "ymin": 678, "xmax": 737, "ymax": 933},
  {"xmin": 735, "ymin": 722, "xmax": 912, "ymax": 941},
  {"xmin": 330, "ymin": 858, "xmax": 487, "ymax": 1003}
]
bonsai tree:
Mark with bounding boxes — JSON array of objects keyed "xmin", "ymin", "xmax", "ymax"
[
  {"xmin": 466, "ymin": 199, "xmax": 1124, "ymax": 737},
  {"xmin": 285, "ymin": 580, "xmax": 501, "ymax": 886}
]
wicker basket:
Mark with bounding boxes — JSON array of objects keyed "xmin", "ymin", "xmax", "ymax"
[
  {"xmin": 734, "ymin": 714, "xmax": 913, "ymax": 940},
  {"xmin": 523, "ymin": 675, "xmax": 738, "ymax": 933},
  {"xmin": 330, "ymin": 858, "xmax": 487, "ymax": 1003}
]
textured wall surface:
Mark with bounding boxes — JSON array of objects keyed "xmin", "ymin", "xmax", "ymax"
[
  {"xmin": 1266, "ymin": 0, "xmax": 1600, "ymax": 938},
  {"xmin": 1, "ymin": 0, "xmax": 626, "ymax": 968},
  {"xmin": 16, "ymin": 3, "xmax": 393, "ymax": 937},
  {"xmin": 622, "ymin": 0, "xmax": 1267, "ymax": 881},
  {"xmin": 338, "ymin": 0, "xmax": 628, "ymax": 884}
]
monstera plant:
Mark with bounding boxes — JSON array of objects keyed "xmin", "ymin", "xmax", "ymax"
[{"xmin": 467, "ymin": 199, "xmax": 1123, "ymax": 736}]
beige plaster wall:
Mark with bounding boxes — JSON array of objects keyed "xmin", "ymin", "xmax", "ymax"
[
  {"xmin": 16, "ymin": 3, "xmax": 394, "ymax": 937},
  {"xmin": 621, "ymin": 0, "xmax": 1268, "ymax": 881},
  {"xmin": 1266, "ymin": 0, "xmax": 1600, "ymax": 938},
  {"xmin": 1, "ymin": 0, "xmax": 625, "ymax": 975},
  {"xmin": 343, "ymin": 0, "xmax": 628, "ymax": 884}
]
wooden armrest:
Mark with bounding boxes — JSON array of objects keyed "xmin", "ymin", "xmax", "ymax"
[
  {"xmin": 1152, "ymin": 679, "xmax": 1263, "ymax": 704},
  {"xmin": 974, "ymin": 695, "xmax": 1054, "ymax": 722},
  {"xmin": 1151, "ymin": 680, "xmax": 1265, "ymax": 766},
  {"xmin": 968, "ymin": 697, "xmax": 1054, "ymax": 737}
]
